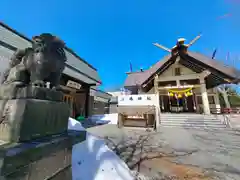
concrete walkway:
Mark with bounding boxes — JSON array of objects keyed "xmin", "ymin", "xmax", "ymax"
[{"xmin": 88, "ymin": 125, "xmax": 240, "ymax": 180}]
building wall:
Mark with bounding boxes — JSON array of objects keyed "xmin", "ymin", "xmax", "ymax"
[
  {"xmin": 109, "ymin": 103, "xmax": 118, "ymax": 114},
  {"xmin": 160, "ymin": 62, "xmax": 197, "ymax": 77},
  {"xmin": 88, "ymin": 88, "xmax": 112, "ymax": 115},
  {"xmin": 142, "ymin": 87, "xmax": 219, "ymax": 113},
  {"xmin": 145, "ymin": 85, "xmax": 215, "ymax": 95},
  {"xmin": 107, "ymin": 91, "xmax": 132, "ymax": 114},
  {"xmin": 61, "ymin": 74, "xmax": 90, "ymax": 118},
  {"xmin": 194, "ymin": 87, "xmax": 220, "ymax": 112},
  {"xmin": 92, "ymin": 101, "xmax": 109, "ymax": 115},
  {"xmin": 109, "ymin": 96, "xmax": 118, "ymax": 114},
  {"xmin": 136, "ymin": 62, "xmax": 221, "ymax": 112},
  {"xmin": 0, "ymin": 23, "xmax": 101, "ymax": 85},
  {"xmin": 74, "ymin": 92, "xmax": 88, "ymax": 117},
  {"xmin": 0, "ymin": 23, "xmax": 104, "ymax": 118},
  {"xmin": 107, "ymin": 91, "xmax": 130, "ymax": 96}
]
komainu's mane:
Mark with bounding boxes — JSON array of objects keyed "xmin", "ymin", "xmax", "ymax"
[{"xmin": 32, "ymin": 33, "xmax": 66, "ymax": 62}]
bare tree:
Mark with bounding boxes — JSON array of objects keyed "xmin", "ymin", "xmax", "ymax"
[
  {"xmin": 103, "ymin": 131, "xmax": 213, "ymax": 180},
  {"xmin": 213, "ymin": 51, "xmax": 240, "ymax": 108},
  {"xmin": 217, "ymin": 84, "xmax": 238, "ymax": 108}
]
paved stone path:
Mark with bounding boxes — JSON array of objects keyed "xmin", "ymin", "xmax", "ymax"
[{"xmin": 88, "ymin": 125, "xmax": 240, "ymax": 180}]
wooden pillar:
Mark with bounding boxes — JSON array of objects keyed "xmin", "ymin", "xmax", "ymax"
[
  {"xmin": 118, "ymin": 113, "xmax": 124, "ymax": 128},
  {"xmin": 200, "ymin": 78, "xmax": 210, "ymax": 114},
  {"xmin": 154, "ymin": 74, "xmax": 159, "ymax": 93},
  {"xmin": 84, "ymin": 86, "xmax": 90, "ymax": 118},
  {"xmin": 154, "ymin": 74, "xmax": 160, "ymax": 130},
  {"xmin": 214, "ymin": 88, "xmax": 221, "ymax": 113}
]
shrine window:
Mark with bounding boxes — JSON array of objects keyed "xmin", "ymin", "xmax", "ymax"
[
  {"xmin": 197, "ymin": 96, "xmax": 215, "ymax": 104},
  {"xmin": 175, "ymin": 67, "xmax": 181, "ymax": 76},
  {"xmin": 197, "ymin": 96, "xmax": 202, "ymax": 104},
  {"xmin": 208, "ymin": 96, "xmax": 215, "ymax": 104}
]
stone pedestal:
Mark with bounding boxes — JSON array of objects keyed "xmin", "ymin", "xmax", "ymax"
[
  {"xmin": 0, "ymin": 84, "xmax": 63, "ymax": 102},
  {"xmin": 0, "ymin": 130, "xmax": 86, "ymax": 180},
  {"xmin": 0, "ymin": 84, "xmax": 85, "ymax": 180},
  {"xmin": 0, "ymin": 33, "xmax": 84, "ymax": 180},
  {"xmin": 0, "ymin": 99, "xmax": 70, "ymax": 142},
  {"xmin": 0, "ymin": 85, "xmax": 69, "ymax": 142}
]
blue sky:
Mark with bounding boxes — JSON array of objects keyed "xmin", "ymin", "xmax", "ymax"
[{"xmin": 1, "ymin": 0, "xmax": 240, "ymax": 90}]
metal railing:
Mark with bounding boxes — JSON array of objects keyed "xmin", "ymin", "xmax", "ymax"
[
  {"xmin": 210, "ymin": 107, "xmax": 240, "ymax": 128},
  {"xmin": 210, "ymin": 107, "xmax": 240, "ymax": 114},
  {"xmin": 222, "ymin": 115, "xmax": 231, "ymax": 128}
]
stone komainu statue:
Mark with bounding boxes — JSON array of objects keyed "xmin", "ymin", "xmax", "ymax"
[{"xmin": 1, "ymin": 33, "xmax": 67, "ymax": 89}]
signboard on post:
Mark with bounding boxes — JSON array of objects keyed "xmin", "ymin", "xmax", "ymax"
[
  {"xmin": 66, "ymin": 80, "xmax": 82, "ymax": 90},
  {"xmin": 118, "ymin": 94, "xmax": 158, "ymax": 106}
]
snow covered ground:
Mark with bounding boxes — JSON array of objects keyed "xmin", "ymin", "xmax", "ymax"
[
  {"xmin": 68, "ymin": 118, "xmax": 134, "ymax": 180},
  {"xmin": 88, "ymin": 124, "xmax": 240, "ymax": 180}
]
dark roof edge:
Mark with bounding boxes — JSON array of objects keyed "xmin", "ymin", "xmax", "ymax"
[
  {"xmin": 140, "ymin": 52, "xmax": 240, "ymax": 87},
  {"xmin": 90, "ymin": 87, "xmax": 112, "ymax": 96},
  {"xmin": 126, "ymin": 71, "xmax": 144, "ymax": 74},
  {"xmin": 0, "ymin": 22, "xmax": 32, "ymax": 42},
  {"xmin": 0, "ymin": 22, "xmax": 97, "ymax": 71},
  {"xmin": 0, "ymin": 38, "xmax": 101, "ymax": 84},
  {"xmin": 184, "ymin": 52, "xmax": 240, "ymax": 79},
  {"xmin": 141, "ymin": 55, "xmax": 175, "ymax": 86},
  {"xmin": 65, "ymin": 47, "xmax": 97, "ymax": 71}
]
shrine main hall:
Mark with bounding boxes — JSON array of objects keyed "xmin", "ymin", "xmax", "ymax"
[{"xmin": 124, "ymin": 51, "xmax": 240, "ymax": 114}]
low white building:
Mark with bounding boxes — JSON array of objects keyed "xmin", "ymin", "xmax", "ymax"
[{"xmin": 89, "ymin": 88, "xmax": 112, "ymax": 115}]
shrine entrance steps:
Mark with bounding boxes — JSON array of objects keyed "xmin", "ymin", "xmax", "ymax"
[{"xmin": 159, "ymin": 113, "xmax": 227, "ymax": 129}]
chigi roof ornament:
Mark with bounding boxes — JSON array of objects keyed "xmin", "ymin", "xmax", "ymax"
[{"xmin": 153, "ymin": 33, "xmax": 202, "ymax": 55}]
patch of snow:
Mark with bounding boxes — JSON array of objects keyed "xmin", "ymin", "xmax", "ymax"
[
  {"xmin": 68, "ymin": 118, "xmax": 134, "ymax": 180},
  {"xmin": 68, "ymin": 117, "xmax": 86, "ymax": 131},
  {"xmin": 88, "ymin": 113, "xmax": 119, "ymax": 125}
]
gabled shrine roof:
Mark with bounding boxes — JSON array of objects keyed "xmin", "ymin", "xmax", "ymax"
[{"xmin": 124, "ymin": 51, "xmax": 240, "ymax": 88}]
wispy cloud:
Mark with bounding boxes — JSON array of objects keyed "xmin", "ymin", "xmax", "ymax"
[
  {"xmin": 225, "ymin": 0, "xmax": 240, "ymax": 4},
  {"xmin": 217, "ymin": 13, "xmax": 232, "ymax": 19}
]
